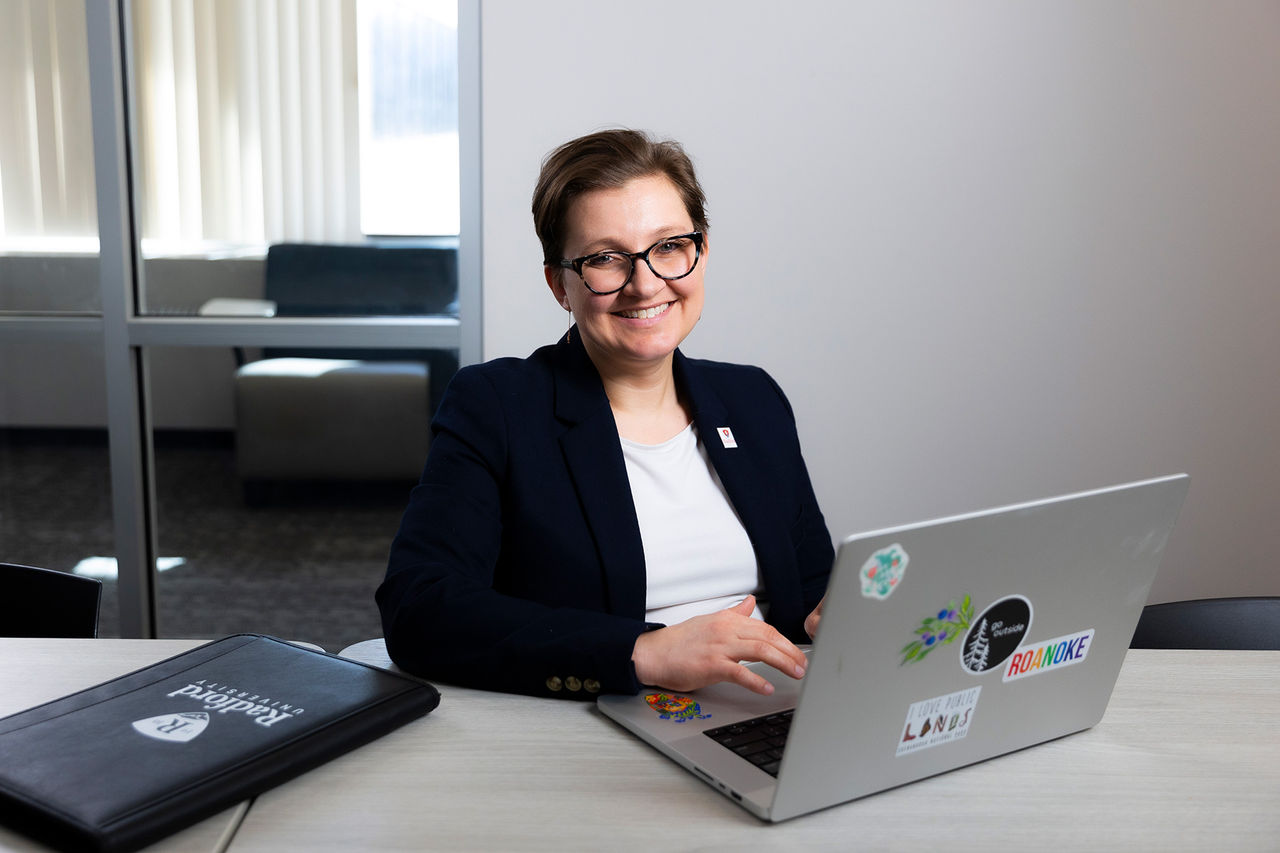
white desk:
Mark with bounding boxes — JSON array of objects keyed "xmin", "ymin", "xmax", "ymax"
[
  {"xmin": 3, "ymin": 640, "xmax": 1278, "ymax": 852},
  {"xmin": 0, "ymin": 639, "xmax": 245, "ymax": 853},
  {"xmin": 230, "ymin": 641, "xmax": 1280, "ymax": 852}
]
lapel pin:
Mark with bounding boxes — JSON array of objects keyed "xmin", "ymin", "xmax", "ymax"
[{"xmin": 717, "ymin": 427, "xmax": 738, "ymax": 449}]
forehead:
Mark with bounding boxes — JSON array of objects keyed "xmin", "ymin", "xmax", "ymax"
[{"xmin": 564, "ymin": 174, "xmax": 690, "ymax": 251}]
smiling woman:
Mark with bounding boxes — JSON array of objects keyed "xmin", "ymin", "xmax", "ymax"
[
  {"xmin": 546, "ymin": 174, "xmax": 707, "ymax": 407},
  {"xmin": 377, "ymin": 129, "xmax": 834, "ymax": 701}
]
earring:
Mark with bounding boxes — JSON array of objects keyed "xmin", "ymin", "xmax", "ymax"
[{"xmin": 562, "ymin": 300, "xmax": 572, "ymax": 343}]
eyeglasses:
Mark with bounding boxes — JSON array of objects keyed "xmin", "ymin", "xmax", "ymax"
[{"xmin": 553, "ymin": 232, "xmax": 703, "ymax": 295}]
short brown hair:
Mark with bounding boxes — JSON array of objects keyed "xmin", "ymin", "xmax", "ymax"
[{"xmin": 532, "ymin": 129, "xmax": 709, "ymax": 266}]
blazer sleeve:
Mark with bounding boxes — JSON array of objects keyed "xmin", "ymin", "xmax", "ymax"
[{"xmin": 376, "ymin": 366, "xmax": 649, "ymax": 700}]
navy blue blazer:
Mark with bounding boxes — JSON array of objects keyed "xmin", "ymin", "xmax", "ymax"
[{"xmin": 377, "ymin": 330, "xmax": 833, "ymax": 699}]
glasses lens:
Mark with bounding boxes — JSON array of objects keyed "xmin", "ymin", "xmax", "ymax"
[
  {"xmin": 646, "ymin": 235, "xmax": 699, "ymax": 280},
  {"xmin": 580, "ymin": 252, "xmax": 631, "ymax": 293},
  {"xmin": 577, "ymin": 234, "xmax": 700, "ymax": 294}
]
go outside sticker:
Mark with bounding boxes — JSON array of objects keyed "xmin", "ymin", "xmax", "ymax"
[
  {"xmin": 861, "ymin": 543, "xmax": 908, "ymax": 600},
  {"xmin": 959, "ymin": 595, "xmax": 1033, "ymax": 675},
  {"xmin": 896, "ymin": 686, "xmax": 981, "ymax": 757}
]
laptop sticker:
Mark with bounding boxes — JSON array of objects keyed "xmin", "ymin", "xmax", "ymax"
[
  {"xmin": 861, "ymin": 543, "xmax": 908, "ymax": 600},
  {"xmin": 1002, "ymin": 628, "xmax": 1094, "ymax": 682},
  {"xmin": 896, "ymin": 686, "xmax": 981, "ymax": 757},
  {"xmin": 644, "ymin": 693, "xmax": 711, "ymax": 723},
  {"xmin": 960, "ymin": 595, "xmax": 1033, "ymax": 675},
  {"xmin": 901, "ymin": 595, "xmax": 973, "ymax": 664}
]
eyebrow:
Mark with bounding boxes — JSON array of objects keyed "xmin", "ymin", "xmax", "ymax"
[{"xmin": 575, "ymin": 226, "xmax": 693, "ymax": 257}]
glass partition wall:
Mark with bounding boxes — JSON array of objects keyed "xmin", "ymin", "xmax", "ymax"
[
  {"xmin": 0, "ymin": 1, "xmax": 118, "ymax": 633},
  {"xmin": 2, "ymin": 0, "xmax": 479, "ymax": 645}
]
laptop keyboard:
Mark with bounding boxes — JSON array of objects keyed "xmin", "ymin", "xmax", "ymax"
[{"xmin": 702, "ymin": 709, "xmax": 794, "ymax": 777}]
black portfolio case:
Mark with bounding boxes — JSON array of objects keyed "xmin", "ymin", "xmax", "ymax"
[{"xmin": 0, "ymin": 634, "xmax": 440, "ymax": 852}]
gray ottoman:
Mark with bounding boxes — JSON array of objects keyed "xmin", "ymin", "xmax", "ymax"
[{"xmin": 234, "ymin": 357, "xmax": 430, "ymax": 481}]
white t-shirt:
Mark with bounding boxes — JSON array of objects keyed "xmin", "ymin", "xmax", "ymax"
[{"xmin": 620, "ymin": 424, "xmax": 763, "ymax": 625}]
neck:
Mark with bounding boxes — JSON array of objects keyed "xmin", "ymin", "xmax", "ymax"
[{"xmin": 589, "ymin": 351, "xmax": 689, "ymax": 444}]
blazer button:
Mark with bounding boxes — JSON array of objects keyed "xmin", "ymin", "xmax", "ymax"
[
  {"xmin": 583, "ymin": 679, "xmax": 601, "ymax": 694},
  {"xmin": 546, "ymin": 676, "xmax": 563, "ymax": 692},
  {"xmin": 565, "ymin": 676, "xmax": 582, "ymax": 692}
]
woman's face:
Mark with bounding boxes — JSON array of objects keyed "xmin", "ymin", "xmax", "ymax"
[{"xmin": 546, "ymin": 174, "xmax": 707, "ymax": 377}]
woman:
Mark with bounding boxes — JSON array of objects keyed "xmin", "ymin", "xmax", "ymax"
[{"xmin": 377, "ymin": 129, "xmax": 832, "ymax": 699}]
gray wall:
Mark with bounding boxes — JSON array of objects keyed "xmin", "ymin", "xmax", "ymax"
[{"xmin": 480, "ymin": 1, "xmax": 1280, "ymax": 603}]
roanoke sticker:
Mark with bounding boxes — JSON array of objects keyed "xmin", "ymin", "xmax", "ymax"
[
  {"xmin": 861, "ymin": 543, "xmax": 908, "ymax": 600},
  {"xmin": 897, "ymin": 687, "xmax": 981, "ymax": 756},
  {"xmin": 960, "ymin": 595, "xmax": 1032, "ymax": 674},
  {"xmin": 1003, "ymin": 629, "xmax": 1094, "ymax": 682}
]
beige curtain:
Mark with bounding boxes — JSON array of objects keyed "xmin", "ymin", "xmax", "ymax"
[
  {"xmin": 132, "ymin": 0, "xmax": 361, "ymax": 245},
  {"xmin": 0, "ymin": 0, "xmax": 360, "ymax": 246},
  {"xmin": 0, "ymin": 0, "xmax": 97, "ymax": 240}
]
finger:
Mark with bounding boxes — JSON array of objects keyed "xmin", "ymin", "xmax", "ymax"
[
  {"xmin": 735, "ymin": 619, "xmax": 807, "ymax": 670},
  {"xmin": 727, "ymin": 622, "xmax": 806, "ymax": 676},
  {"xmin": 804, "ymin": 596, "xmax": 825, "ymax": 639},
  {"xmin": 728, "ymin": 594, "xmax": 756, "ymax": 616},
  {"xmin": 726, "ymin": 662, "xmax": 775, "ymax": 696},
  {"xmin": 805, "ymin": 611, "xmax": 821, "ymax": 639},
  {"xmin": 737, "ymin": 637, "xmax": 807, "ymax": 680}
]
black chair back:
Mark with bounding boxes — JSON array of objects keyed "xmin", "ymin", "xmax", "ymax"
[
  {"xmin": 259, "ymin": 242, "xmax": 460, "ymax": 412},
  {"xmin": 0, "ymin": 562, "xmax": 103, "ymax": 638},
  {"xmin": 1130, "ymin": 596, "xmax": 1280, "ymax": 650}
]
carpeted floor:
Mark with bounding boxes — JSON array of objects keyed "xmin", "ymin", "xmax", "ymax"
[{"xmin": 0, "ymin": 431, "xmax": 411, "ymax": 653}]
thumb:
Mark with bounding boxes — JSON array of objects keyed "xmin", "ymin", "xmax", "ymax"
[{"xmin": 730, "ymin": 594, "xmax": 756, "ymax": 616}]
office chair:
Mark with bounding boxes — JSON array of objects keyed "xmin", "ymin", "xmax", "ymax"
[
  {"xmin": 230, "ymin": 243, "xmax": 458, "ymax": 491},
  {"xmin": 0, "ymin": 562, "xmax": 103, "ymax": 638},
  {"xmin": 1130, "ymin": 596, "xmax": 1280, "ymax": 650}
]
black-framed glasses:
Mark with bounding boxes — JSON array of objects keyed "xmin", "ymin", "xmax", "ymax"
[{"xmin": 553, "ymin": 232, "xmax": 703, "ymax": 295}]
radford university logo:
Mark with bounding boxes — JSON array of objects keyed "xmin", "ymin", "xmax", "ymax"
[
  {"xmin": 132, "ymin": 712, "xmax": 209, "ymax": 743},
  {"xmin": 165, "ymin": 680, "xmax": 305, "ymax": 727},
  {"xmin": 131, "ymin": 678, "xmax": 307, "ymax": 743}
]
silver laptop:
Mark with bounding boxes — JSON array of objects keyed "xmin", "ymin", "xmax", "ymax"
[{"xmin": 598, "ymin": 474, "xmax": 1189, "ymax": 821}]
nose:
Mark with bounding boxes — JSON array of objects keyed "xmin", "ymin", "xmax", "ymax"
[{"xmin": 624, "ymin": 257, "xmax": 666, "ymax": 298}]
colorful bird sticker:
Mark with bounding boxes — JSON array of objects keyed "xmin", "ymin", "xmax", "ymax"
[{"xmin": 644, "ymin": 693, "xmax": 711, "ymax": 723}]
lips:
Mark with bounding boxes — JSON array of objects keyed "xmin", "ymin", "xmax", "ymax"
[{"xmin": 613, "ymin": 301, "xmax": 672, "ymax": 320}]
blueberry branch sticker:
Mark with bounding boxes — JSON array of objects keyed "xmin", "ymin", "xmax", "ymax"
[{"xmin": 901, "ymin": 595, "xmax": 973, "ymax": 664}]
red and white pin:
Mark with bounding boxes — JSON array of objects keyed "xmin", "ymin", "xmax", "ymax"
[{"xmin": 717, "ymin": 427, "xmax": 738, "ymax": 449}]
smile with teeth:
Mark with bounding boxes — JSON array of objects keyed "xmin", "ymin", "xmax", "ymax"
[{"xmin": 614, "ymin": 301, "xmax": 672, "ymax": 320}]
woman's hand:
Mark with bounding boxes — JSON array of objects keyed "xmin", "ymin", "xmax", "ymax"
[
  {"xmin": 631, "ymin": 595, "xmax": 807, "ymax": 696},
  {"xmin": 804, "ymin": 595, "xmax": 826, "ymax": 640}
]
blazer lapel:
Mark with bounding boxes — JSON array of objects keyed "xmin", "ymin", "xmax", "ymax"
[
  {"xmin": 676, "ymin": 353, "xmax": 798, "ymax": 619},
  {"xmin": 553, "ymin": 332, "xmax": 647, "ymax": 620}
]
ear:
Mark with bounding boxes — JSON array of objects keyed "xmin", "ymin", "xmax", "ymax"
[{"xmin": 545, "ymin": 265, "xmax": 571, "ymax": 310}]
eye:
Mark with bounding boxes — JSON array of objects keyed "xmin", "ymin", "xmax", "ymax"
[
  {"xmin": 653, "ymin": 237, "xmax": 692, "ymax": 255},
  {"xmin": 583, "ymin": 251, "xmax": 626, "ymax": 269}
]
